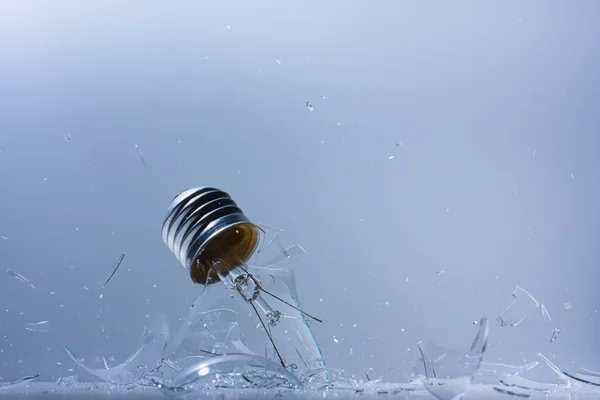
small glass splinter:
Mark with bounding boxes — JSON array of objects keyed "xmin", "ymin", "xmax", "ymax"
[
  {"xmin": 102, "ymin": 253, "xmax": 125, "ymax": 288},
  {"xmin": 162, "ymin": 187, "xmax": 323, "ymax": 370},
  {"xmin": 7, "ymin": 268, "xmax": 36, "ymax": 289}
]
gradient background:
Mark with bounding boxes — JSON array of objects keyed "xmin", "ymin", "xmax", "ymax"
[{"xmin": 0, "ymin": 0, "xmax": 598, "ymax": 384}]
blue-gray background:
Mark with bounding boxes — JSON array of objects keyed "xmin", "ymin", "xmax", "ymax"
[{"xmin": 0, "ymin": 1, "xmax": 598, "ymax": 383}]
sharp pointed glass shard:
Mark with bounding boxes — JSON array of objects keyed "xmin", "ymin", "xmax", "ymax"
[
  {"xmin": 102, "ymin": 253, "xmax": 125, "ymax": 288},
  {"xmin": 6, "ymin": 268, "xmax": 36, "ymax": 289},
  {"xmin": 135, "ymin": 144, "xmax": 148, "ymax": 168},
  {"xmin": 541, "ymin": 304, "xmax": 551, "ymax": 322}
]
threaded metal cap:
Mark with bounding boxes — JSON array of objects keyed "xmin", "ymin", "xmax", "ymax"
[{"xmin": 161, "ymin": 187, "xmax": 263, "ymax": 285}]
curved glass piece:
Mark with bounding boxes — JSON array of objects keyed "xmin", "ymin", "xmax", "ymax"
[
  {"xmin": 64, "ymin": 327, "xmax": 167, "ymax": 385},
  {"xmin": 171, "ymin": 354, "xmax": 302, "ymax": 390},
  {"xmin": 415, "ymin": 318, "xmax": 490, "ymax": 400},
  {"xmin": 0, "ymin": 375, "xmax": 39, "ymax": 391}
]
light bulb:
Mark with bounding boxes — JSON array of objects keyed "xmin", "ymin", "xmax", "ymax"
[{"xmin": 162, "ymin": 187, "xmax": 324, "ymax": 372}]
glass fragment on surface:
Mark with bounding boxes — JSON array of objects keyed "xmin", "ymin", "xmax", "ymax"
[
  {"xmin": 414, "ymin": 318, "xmax": 489, "ymax": 400},
  {"xmin": 6, "ymin": 268, "xmax": 36, "ymax": 289},
  {"xmin": 25, "ymin": 320, "xmax": 51, "ymax": 333},
  {"xmin": 478, "ymin": 361, "xmax": 539, "ymax": 382},
  {"xmin": 492, "ymin": 385, "xmax": 532, "ymax": 398},
  {"xmin": 56, "ymin": 375, "xmax": 78, "ymax": 387},
  {"xmin": 539, "ymin": 353, "xmax": 600, "ymax": 389},
  {"xmin": 169, "ymin": 354, "xmax": 303, "ymax": 392},
  {"xmin": 162, "ymin": 306, "xmax": 247, "ymax": 374},
  {"xmin": 65, "ymin": 327, "xmax": 167, "ymax": 385},
  {"xmin": 0, "ymin": 375, "xmax": 39, "ymax": 391},
  {"xmin": 422, "ymin": 376, "xmax": 471, "ymax": 400},
  {"xmin": 499, "ymin": 374, "xmax": 561, "ymax": 393}
]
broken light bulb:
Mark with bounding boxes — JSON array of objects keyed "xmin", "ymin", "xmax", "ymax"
[{"xmin": 161, "ymin": 187, "xmax": 325, "ymax": 378}]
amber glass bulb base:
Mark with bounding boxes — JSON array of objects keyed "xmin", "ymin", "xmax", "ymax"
[{"xmin": 190, "ymin": 222, "xmax": 262, "ymax": 285}]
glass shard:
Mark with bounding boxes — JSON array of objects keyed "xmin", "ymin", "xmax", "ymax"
[
  {"xmin": 414, "ymin": 318, "xmax": 489, "ymax": 400},
  {"xmin": 25, "ymin": 320, "xmax": 51, "ymax": 333},
  {"xmin": 478, "ymin": 361, "xmax": 539, "ymax": 381},
  {"xmin": 258, "ymin": 243, "xmax": 306, "ymax": 269},
  {"xmin": 539, "ymin": 353, "xmax": 600, "ymax": 389},
  {"xmin": 499, "ymin": 375, "xmax": 561, "ymax": 392},
  {"xmin": 251, "ymin": 226, "xmax": 306, "ymax": 270},
  {"xmin": 6, "ymin": 268, "xmax": 36, "ymax": 289},
  {"xmin": 497, "ymin": 286, "xmax": 541, "ymax": 327},
  {"xmin": 0, "ymin": 375, "xmax": 39, "ymax": 391},
  {"xmin": 65, "ymin": 327, "xmax": 166, "ymax": 385},
  {"xmin": 135, "ymin": 144, "xmax": 148, "ymax": 168},
  {"xmin": 549, "ymin": 328, "xmax": 561, "ymax": 344},
  {"xmin": 422, "ymin": 376, "xmax": 471, "ymax": 400},
  {"xmin": 102, "ymin": 253, "xmax": 125, "ymax": 288}
]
